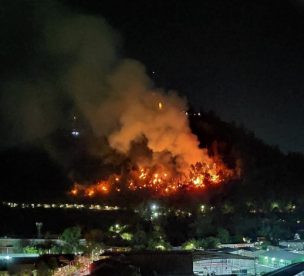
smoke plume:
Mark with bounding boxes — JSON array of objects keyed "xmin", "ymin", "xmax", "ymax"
[
  {"xmin": 104, "ymin": 60, "xmax": 212, "ymax": 172},
  {"xmin": 0, "ymin": 0, "xmax": 218, "ymax": 175}
]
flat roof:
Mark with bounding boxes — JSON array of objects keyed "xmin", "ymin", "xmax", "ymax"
[
  {"xmin": 102, "ymin": 250, "xmax": 254, "ymax": 260},
  {"xmin": 193, "ymin": 250, "xmax": 254, "ymax": 261},
  {"xmin": 260, "ymin": 250, "xmax": 304, "ymax": 261},
  {"xmin": 280, "ymin": 240, "xmax": 304, "ymax": 242}
]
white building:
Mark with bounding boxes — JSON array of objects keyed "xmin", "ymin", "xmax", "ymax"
[
  {"xmin": 193, "ymin": 251, "xmax": 255, "ymax": 275},
  {"xmin": 279, "ymin": 240, "xmax": 304, "ymax": 251}
]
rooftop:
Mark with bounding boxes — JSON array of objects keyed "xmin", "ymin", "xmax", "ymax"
[{"xmin": 260, "ymin": 250, "xmax": 304, "ymax": 261}]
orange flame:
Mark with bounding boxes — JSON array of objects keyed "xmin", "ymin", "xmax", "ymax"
[{"xmin": 70, "ymin": 160, "xmax": 235, "ymax": 197}]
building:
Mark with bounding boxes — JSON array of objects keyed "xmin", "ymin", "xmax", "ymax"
[
  {"xmin": 0, "ymin": 238, "xmax": 64, "ymax": 254},
  {"xmin": 279, "ymin": 240, "xmax": 304, "ymax": 251},
  {"xmin": 0, "ymin": 238, "xmax": 86, "ymax": 254},
  {"xmin": 229, "ymin": 247, "xmax": 265, "ymax": 258},
  {"xmin": 94, "ymin": 250, "xmax": 256, "ymax": 275},
  {"xmin": 258, "ymin": 250, "xmax": 304, "ymax": 268},
  {"xmin": 193, "ymin": 251, "xmax": 255, "ymax": 275},
  {"xmin": 218, "ymin": 243, "xmax": 255, "ymax": 249}
]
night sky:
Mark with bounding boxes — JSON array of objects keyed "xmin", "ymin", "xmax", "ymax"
[
  {"xmin": 66, "ymin": 0, "xmax": 304, "ymax": 153},
  {"xmin": 1, "ymin": 0, "xmax": 304, "ymax": 153}
]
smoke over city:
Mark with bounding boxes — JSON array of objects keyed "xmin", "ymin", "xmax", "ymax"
[
  {"xmin": 0, "ymin": 0, "xmax": 236, "ymax": 195},
  {"xmin": 1, "ymin": 2, "xmax": 200, "ymax": 161}
]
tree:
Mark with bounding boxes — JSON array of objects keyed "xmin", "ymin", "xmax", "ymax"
[
  {"xmin": 15, "ymin": 239, "xmax": 31, "ymax": 253},
  {"xmin": 23, "ymin": 245, "xmax": 39, "ymax": 254},
  {"xmin": 147, "ymin": 238, "xmax": 171, "ymax": 251},
  {"xmin": 37, "ymin": 240, "xmax": 60, "ymax": 254},
  {"xmin": 182, "ymin": 239, "xmax": 200, "ymax": 250},
  {"xmin": 191, "ymin": 214, "xmax": 215, "ymax": 238},
  {"xmin": 108, "ymin": 224, "xmax": 128, "ymax": 238},
  {"xmin": 84, "ymin": 229, "xmax": 104, "ymax": 258},
  {"xmin": 146, "ymin": 227, "xmax": 171, "ymax": 250},
  {"xmin": 61, "ymin": 226, "xmax": 82, "ymax": 253},
  {"xmin": 85, "ymin": 229, "xmax": 104, "ymax": 244},
  {"xmin": 217, "ymin": 228, "xmax": 230, "ymax": 244},
  {"xmin": 201, "ymin": 237, "xmax": 220, "ymax": 249},
  {"xmin": 132, "ymin": 229, "xmax": 148, "ymax": 249}
]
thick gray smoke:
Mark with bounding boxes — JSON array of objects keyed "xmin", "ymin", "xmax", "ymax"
[{"xmin": 0, "ymin": 0, "xmax": 214, "ymax": 173}]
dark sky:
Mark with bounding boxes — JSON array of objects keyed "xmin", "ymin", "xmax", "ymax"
[
  {"xmin": 64, "ymin": 0, "xmax": 304, "ymax": 153},
  {"xmin": 1, "ymin": 0, "xmax": 304, "ymax": 154}
]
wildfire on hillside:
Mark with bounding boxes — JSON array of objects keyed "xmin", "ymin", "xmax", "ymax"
[
  {"xmin": 70, "ymin": 159, "xmax": 235, "ymax": 197},
  {"xmin": 68, "ymin": 63, "xmax": 239, "ymax": 198}
]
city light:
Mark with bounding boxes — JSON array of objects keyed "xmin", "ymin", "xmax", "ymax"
[
  {"xmin": 71, "ymin": 130, "xmax": 80, "ymax": 137},
  {"xmin": 151, "ymin": 204, "xmax": 158, "ymax": 211},
  {"xmin": 2, "ymin": 202, "xmax": 121, "ymax": 211}
]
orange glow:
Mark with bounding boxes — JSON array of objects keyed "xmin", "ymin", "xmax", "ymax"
[
  {"xmin": 71, "ymin": 188, "xmax": 78, "ymax": 196},
  {"xmin": 96, "ymin": 180, "xmax": 109, "ymax": 194},
  {"xmin": 210, "ymin": 174, "xmax": 220, "ymax": 183},
  {"xmin": 193, "ymin": 176, "xmax": 204, "ymax": 187},
  {"xmin": 69, "ymin": 159, "xmax": 235, "ymax": 197},
  {"xmin": 87, "ymin": 189, "xmax": 95, "ymax": 197}
]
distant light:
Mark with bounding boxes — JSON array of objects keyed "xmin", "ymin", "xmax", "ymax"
[
  {"xmin": 280, "ymin": 259, "xmax": 284, "ymax": 262},
  {"xmin": 155, "ymin": 244, "xmax": 165, "ymax": 250},
  {"xmin": 151, "ymin": 204, "xmax": 158, "ymax": 210},
  {"xmin": 71, "ymin": 130, "xmax": 80, "ymax": 137},
  {"xmin": 121, "ymin": 232, "xmax": 133, "ymax": 241},
  {"xmin": 153, "ymin": 212, "xmax": 159, "ymax": 218},
  {"xmin": 158, "ymin": 102, "xmax": 163, "ymax": 110},
  {"xmin": 185, "ymin": 243, "xmax": 195, "ymax": 250},
  {"xmin": 272, "ymin": 257, "xmax": 275, "ymax": 261},
  {"xmin": 4, "ymin": 256, "xmax": 11, "ymax": 260}
]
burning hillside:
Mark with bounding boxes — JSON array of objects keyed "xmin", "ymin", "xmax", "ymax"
[
  {"xmin": 0, "ymin": 0, "xmax": 238, "ymax": 198},
  {"xmin": 70, "ymin": 160, "xmax": 234, "ymax": 197},
  {"xmin": 48, "ymin": 17, "xmax": 238, "ymax": 197},
  {"xmin": 69, "ymin": 71, "xmax": 237, "ymax": 198}
]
